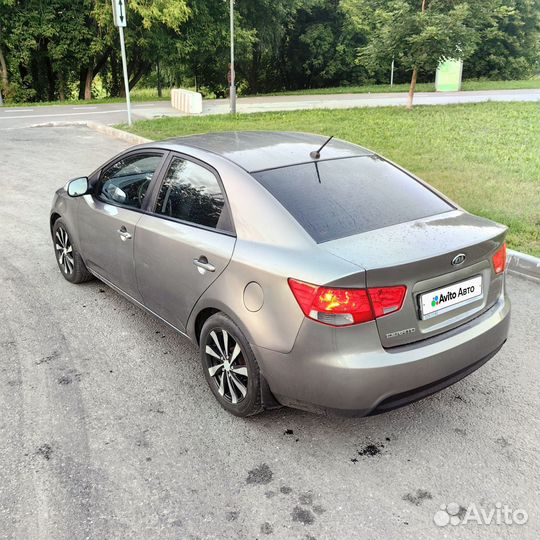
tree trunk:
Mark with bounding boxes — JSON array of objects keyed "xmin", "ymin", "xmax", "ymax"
[
  {"xmin": 58, "ymin": 73, "xmax": 65, "ymax": 101},
  {"xmin": 78, "ymin": 68, "xmax": 86, "ymax": 99},
  {"xmin": 45, "ymin": 49, "xmax": 56, "ymax": 101},
  {"xmin": 0, "ymin": 45, "xmax": 8, "ymax": 100},
  {"xmin": 127, "ymin": 61, "xmax": 151, "ymax": 91},
  {"xmin": 84, "ymin": 67, "xmax": 93, "ymax": 100},
  {"xmin": 79, "ymin": 49, "xmax": 111, "ymax": 101},
  {"xmin": 407, "ymin": 67, "xmax": 417, "ymax": 110},
  {"xmin": 157, "ymin": 58, "xmax": 162, "ymax": 97},
  {"xmin": 406, "ymin": 0, "xmax": 427, "ymax": 110},
  {"xmin": 0, "ymin": 22, "xmax": 9, "ymax": 100}
]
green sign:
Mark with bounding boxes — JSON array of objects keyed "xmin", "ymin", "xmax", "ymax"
[{"xmin": 435, "ymin": 59, "xmax": 463, "ymax": 92}]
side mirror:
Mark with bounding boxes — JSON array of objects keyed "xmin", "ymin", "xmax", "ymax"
[{"xmin": 67, "ymin": 177, "xmax": 89, "ymax": 197}]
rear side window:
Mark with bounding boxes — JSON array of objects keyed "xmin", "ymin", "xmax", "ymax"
[
  {"xmin": 252, "ymin": 156, "xmax": 453, "ymax": 243},
  {"xmin": 155, "ymin": 157, "xmax": 230, "ymax": 231}
]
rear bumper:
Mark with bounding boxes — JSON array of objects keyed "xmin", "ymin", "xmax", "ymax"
[{"xmin": 254, "ymin": 292, "xmax": 510, "ymax": 416}]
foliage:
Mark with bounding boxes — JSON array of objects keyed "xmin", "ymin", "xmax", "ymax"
[
  {"xmin": 358, "ymin": 1, "xmax": 477, "ymax": 72},
  {"xmin": 0, "ymin": 0, "xmax": 538, "ymax": 103},
  {"xmin": 464, "ymin": 0, "xmax": 540, "ymax": 80}
]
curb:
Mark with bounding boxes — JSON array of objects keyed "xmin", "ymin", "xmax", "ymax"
[
  {"xmin": 32, "ymin": 120, "xmax": 540, "ymax": 283},
  {"xmin": 85, "ymin": 121, "xmax": 152, "ymax": 145},
  {"xmin": 31, "ymin": 120, "xmax": 152, "ymax": 145},
  {"xmin": 507, "ymin": 249, "xmax": 540, "ymax": 282}
]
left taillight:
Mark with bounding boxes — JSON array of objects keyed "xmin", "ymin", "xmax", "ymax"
[
  {"xmin": 492, "ymin": 242, "xmax": 507, "ymax": 274},
  {"xmin": 288, "ymin": 278, "xmax": 406, "ymax": 327}
]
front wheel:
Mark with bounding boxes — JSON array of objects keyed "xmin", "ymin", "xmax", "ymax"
[
  {"xmin": 52, "ymin": 219, "xmax": 93, "ymax": 284},
  {"xmin": 200, "ymin": 313, "xmax": 263, "ymax": 417}
]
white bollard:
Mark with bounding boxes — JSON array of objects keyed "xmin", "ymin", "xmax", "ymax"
[{"xmin": 170, "ymin": 88, "xmax": 203, "ymax": 114}]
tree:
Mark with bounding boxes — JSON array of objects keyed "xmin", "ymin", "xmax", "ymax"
[
  {"xmin": 280, "ymin": 0, "xmax": 368, "ymax": 90},
  {"xmin": 236, "ymin": 0, "xmax": 299, "ymax": 94},
  {"xmin": 463, "ymin": 0, "xmax": 539, "ymax": 80},
  {"xmin": 346, "ymin": 0, "xmax": 479, "ymax": 108}
]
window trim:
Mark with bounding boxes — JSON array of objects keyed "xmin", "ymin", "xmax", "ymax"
[
  {"xmin": 93, "ymin": 149, "xmax": 169, "ymax": 213},
  {"xmin": 146, "ymin": 151, "xmax": 236, "ymax": 237}
]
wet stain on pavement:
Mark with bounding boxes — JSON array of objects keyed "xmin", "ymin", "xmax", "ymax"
[
  {"xmin": 292, "ymin": 505, "xmax": 315, "ymax": 525},
  {"xmin": 260, "ymin": 522, "xmax": 274, "ymax": 534},
  {"xmin": 246, "ymin": 463, "xmax": 273, "ymax": 485},
  {"xmin": 57, "ymin": 370, "xmax": 82, "ymax": 385},
  {"xmin": 226, "ymin": 511, "xmax": 240, "ymax": 522},
  {"xmin": 36, "ymin": 443, "xmax": 53, "ymax": 460},
  {"xmin": 358, "ymin": 443, "xmax": 383, "ymax": 457},
  {"xmin": 403, "ymin": 489, "xmax": 433, "ymax": 506},
  {"xmin": 36, "ymin": 351, "xmax": 59, "ymax": 365},
  {"xmin": 280, "ymin": 486, "xmax": 292, "ymax": 495}
]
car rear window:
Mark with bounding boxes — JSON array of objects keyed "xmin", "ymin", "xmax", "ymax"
[{"xmin": 252, "ymin": 156, "xmax": 453, "ymax": 243}]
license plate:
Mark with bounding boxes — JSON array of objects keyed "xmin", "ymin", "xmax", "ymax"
[{"xmin": 419, "ymin": 275, "xmax": 483, "ymax": 320}]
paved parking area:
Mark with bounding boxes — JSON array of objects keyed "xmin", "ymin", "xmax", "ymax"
[{"xmin": 0, "ymin": 126, "xmax": 538, "ymax": 540}]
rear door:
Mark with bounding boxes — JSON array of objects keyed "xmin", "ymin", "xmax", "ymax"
[
  {"xmin": 79, "ymin": 150, "xmax": 168, "ymax": 301},
  {"xmin": 135, "ymin": 153, "xmax": 236, "ymax": 332}
]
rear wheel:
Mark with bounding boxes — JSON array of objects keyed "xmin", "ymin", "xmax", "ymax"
[
  {"xmin": 52, "ymin": 219, "xmax": 93, "ymax": 284},
  {"xmin": 200, "ymin": 313, "xmax": 263, "ymax": 417}
]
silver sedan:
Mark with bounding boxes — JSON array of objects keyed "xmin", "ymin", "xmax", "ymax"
[{"xmin": 50, "ymin": 131, "xmax": 510, "ymax": 417}]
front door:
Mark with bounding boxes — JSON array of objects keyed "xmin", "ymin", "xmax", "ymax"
[
  {"xmin": 135, "ymin": 155, "xmax": 236, "ymax": 331},
  {"xmin": 79, "ymin": 151, "xmax": 166, "ymax": 300}
]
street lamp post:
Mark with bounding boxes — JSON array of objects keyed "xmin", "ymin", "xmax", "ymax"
[{"xmin": 229, "ymin": 0, "xmax": 236, "ymax": 114}]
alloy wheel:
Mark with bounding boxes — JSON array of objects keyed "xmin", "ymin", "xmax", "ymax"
[
  {"xmin": 205, "ymin": 329, "xmax": 249, "ymax": 404},
  {"xmin": 55, "ymin": 227, "xmax": 74, "ymax": 275}
]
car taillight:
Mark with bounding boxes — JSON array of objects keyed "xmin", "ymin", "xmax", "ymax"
[
  {"xmin": 288, "ymin": 279, "xmax": 406, "ymax": 327},
  {"xmin": 368, "ymin": 286, "xmax": 408, "ymax": 317},
  {"xmin": 492, "ymin": 242, "xmax": 507, "ymax": 274}
]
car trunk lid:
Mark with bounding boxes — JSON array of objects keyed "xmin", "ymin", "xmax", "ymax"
[{"xmin": 321, "ymin": 210, "xmax": 507, "ymax": 347}]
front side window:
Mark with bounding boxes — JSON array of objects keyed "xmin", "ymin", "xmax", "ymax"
[
  {"xmin": 155, "ymin": 157, "xmax": 227, "ymax": 230},
  {"xmin": 99, "ymin": 153, "xmax": 163, "ymax": 209}
]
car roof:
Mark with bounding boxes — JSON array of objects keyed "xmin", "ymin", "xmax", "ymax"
[{"xmin": 162, "ymin": 131, "xmax": 373, "ymax": 173}]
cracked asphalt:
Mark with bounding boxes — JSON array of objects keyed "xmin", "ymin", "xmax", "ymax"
[{"xmin": 0, "ymin": 125, "xmax": 538, "ymax": 539}]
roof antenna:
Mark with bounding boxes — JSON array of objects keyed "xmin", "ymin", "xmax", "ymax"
[{"xmin": 310, "ymin": 135, "xmax": 333, "ymax": 159}]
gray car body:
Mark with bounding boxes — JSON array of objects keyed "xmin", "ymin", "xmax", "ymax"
[{"xmin": 50, "ymin": 131, "xmax": 510, "ymax": 416}]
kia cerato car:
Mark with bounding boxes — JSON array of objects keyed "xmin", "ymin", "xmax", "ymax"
[{"xmin": 50, "ymin": 131, "xmax": 510, "ymax": 417}]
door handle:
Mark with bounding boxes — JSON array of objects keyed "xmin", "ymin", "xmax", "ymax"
[
  {"xmin": 117, "ymin": 227, "xmax": 132, "ymax": 241},
  {"xmin": 193, "ymin": 257, "xmax": 215, "ymax": 273}
]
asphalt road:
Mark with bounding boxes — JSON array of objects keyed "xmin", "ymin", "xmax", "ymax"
[
  {"xmin": 0, "ymin": 126, "xmax": 538, "ymax": 540},
  {"xmin": 0, "ymin": 88, "xmax": 538, "ymax": 128}
]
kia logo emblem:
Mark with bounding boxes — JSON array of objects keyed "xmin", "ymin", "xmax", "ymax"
[{"xmin": 451, "ymin": 253, "xmax": 466, "ymax": 266}]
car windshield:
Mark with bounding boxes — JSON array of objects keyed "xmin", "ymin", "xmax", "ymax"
[{"xmin": 252, "ymin": 156, "xmax": 454, "ymax": 243}]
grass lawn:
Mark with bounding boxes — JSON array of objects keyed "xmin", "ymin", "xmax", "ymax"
[
  {"xmin": 250, "ymin": 78, "xmax": 539, "ymax": 97},
  {"xmin": 119, "ymin": 101, "xmax": 540, "ymax": 256}
]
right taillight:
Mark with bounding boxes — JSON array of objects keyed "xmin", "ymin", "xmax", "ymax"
[
  {"xmin": 288, "ymin": 278, "xmax": 406, "ymax": 327},
  {"xmin": 492, "ymin": 242, "xmax": 507, "ymax": 274}
]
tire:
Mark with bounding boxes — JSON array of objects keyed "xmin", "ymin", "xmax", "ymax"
[
  {"xmin": 52, "ymin": 218, "xmax": 93, "ymax": 284},
  {"xmin": 200, "ymin": 312, "xmax": 263, "ymax": 417}
]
